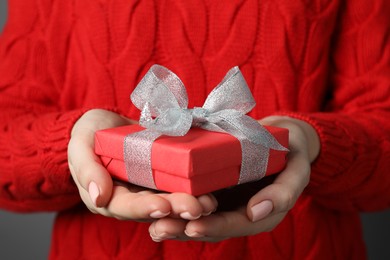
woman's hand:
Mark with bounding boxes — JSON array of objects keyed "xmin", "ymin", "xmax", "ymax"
[
  {"xmin": 68, "ymin": 109, "xmax": 217, "ymax": 222},
  {"xmin": 148, "ymin": 115, "xmax": 320, "ymax": 241}
]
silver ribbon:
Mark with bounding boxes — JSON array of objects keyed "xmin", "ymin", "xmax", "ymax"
[{"xmin": 124, "ymin": 65, "xmax": 287, "ymax": 190}]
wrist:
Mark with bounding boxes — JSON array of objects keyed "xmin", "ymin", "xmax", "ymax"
[
  {"xmin": 259, "ymin": 115, "xmax": 320, "ymax": 163},
  {"xmin": 71, "ymin": 109, "xmax": 137, "ymax": 137}
]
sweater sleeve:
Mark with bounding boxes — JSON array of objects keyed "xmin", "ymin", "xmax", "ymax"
[
  {"xmin": 282, "ymin": 0, "xmax": 390, "ymax": 212},
  {"xmin": 0, "ymin": 0, "xmax": 86, "ymax": 212}
]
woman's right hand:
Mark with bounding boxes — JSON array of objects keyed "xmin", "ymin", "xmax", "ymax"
[{"xmin": 68, "ymin": 109, "xmax": 217, "ymax": 222}]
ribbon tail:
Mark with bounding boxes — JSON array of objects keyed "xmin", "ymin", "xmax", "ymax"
[
  {"xmin": 209, "ymin": 113, "xmax": 288, "ymax": 184},
  {"xmin": 216, "ymin": 124, "xmax": 270, "ymax": 184},
  {"xmin": 221, "ymin": 114, "xmax": 288, "ymax": 151},
  {"xmin": 124, "ymin": 129, "xmax": 161, "ymax": 189},
  {"xmin": 238, "ymin": 138, "xmax": 270, "ymax": 184}
]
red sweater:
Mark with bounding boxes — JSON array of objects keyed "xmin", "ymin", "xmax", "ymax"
[{"xmin": 1, "ymin": 0, "xmax": 389, "ymax": 259}]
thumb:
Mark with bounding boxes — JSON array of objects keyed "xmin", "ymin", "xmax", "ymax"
[
  {"xmin": 68, "ymin": 109, "xmax": 136, "ymax": 208},
  {"xmin": 68, "ymin": 129, "xmax": 114, "ymax": 208},
  {"xmin": 246, "ymin": 188, "xmax": 274, "ymax": 223},
  {"xmin": 247, "ymin": 152, "xmax": 310, "ymax": 222}
]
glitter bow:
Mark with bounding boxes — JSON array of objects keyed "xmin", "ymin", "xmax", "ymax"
[{"xmin": 124, "ymin": 65, "xmax": 287, "ymax": 190}]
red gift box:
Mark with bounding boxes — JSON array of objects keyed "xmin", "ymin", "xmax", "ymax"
[{"xmin": 95, "ymin": 124, "xmax": 288, "ymax": 195}]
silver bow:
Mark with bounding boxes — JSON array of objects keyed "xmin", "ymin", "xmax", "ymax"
[{"xmin": 124, "ymin": 65, "xmax": 287, "ymax": 190}]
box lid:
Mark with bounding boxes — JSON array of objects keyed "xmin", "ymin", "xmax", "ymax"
[{"xmin": 95, "ymin": 124, "xmax": 288, "ymax": 178}]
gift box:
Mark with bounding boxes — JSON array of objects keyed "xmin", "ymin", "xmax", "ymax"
[{"xmin": 95, "ymin": 124, "xmax": 288, "ymax": 196}]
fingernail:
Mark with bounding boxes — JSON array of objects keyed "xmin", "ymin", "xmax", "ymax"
[
  {"xmin": 209, "ymin": 194, "xmax": 219, "ymax": 208},
  {"xmin": 184, "ymin": 230, "xmax": 204, "ymax": 238},
  {"xmin": 88, "ymin": 181, "xmax": 100, "ymax": 207},
  {"xmin": 149, "ymin": 210, "xmax": 170, "ymax": 218},
  {"xmin": 150, "ymin": 233, "xmax": 177, "ymax": 242},
  {"xmin": 251, "ymin": 200, "xmax": 273, "ymax": 222},
  {"xmin": 180, "ymin": 212, "xmax": 201, "ymax": 220},
  {"xmin": 202, "ymin": 210, "xmax": 213, "ymax": 216}
]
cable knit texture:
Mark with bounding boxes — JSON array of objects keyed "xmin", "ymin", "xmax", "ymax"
[{"xmin": 0, "ymin": 0, "xmax": 389, "ymax": 259}]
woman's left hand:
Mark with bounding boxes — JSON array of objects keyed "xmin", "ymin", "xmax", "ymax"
[{"xmin": 148, "ymin": 116, "xmax": 320, "ymax": 242}]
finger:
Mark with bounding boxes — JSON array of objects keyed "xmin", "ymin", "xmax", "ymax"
[
  {"xmin": 183, "ymin": 209, "xmax": 286, "ymax": 240},
  {"xmin": 161, "ymin": 193, "xmax": 204, "ymax": 220},
  {"xmin": 197, "ymin": 194, "xmax": 218, "ymax": 216},
  {"xmin": 68, "ymin": 136, "xmax": 113, "ymax": 207},
  {"xmin": 114, "ymin": 185, "xmax": 218, "ymax": 218},
  {"xmin": 247, "ymin": 152, "xmax": 310, "ymax": 222},
  {"xmin": 185, "ymin": 208, "xmax": 247, "ymax": 238},
  {"xmin": 75, "ymin": 183, "xmax": 102, "ymax": 214},
  {"xmin": 158, "ymin": 192, "xmax": 218, "ymax": 218},
  {"xmin": 101, "ymin": 185, "xmax": 171, "ymax": 220},
  {"xmin": 68, "ymin": 109, "xmax": 137, "ymax": 210},
  {"xmin": 149, "ymin": 218, "xmax": 187, "ymax": 242}
]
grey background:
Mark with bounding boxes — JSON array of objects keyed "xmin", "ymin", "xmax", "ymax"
[{"xmin": 0, "ymin": 0, "xmax": 389, "ymax": 259}]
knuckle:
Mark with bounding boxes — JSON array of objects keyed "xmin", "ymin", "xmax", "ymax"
[
  {"xmin": 279, "ymin": 191, "xmax": 296, "ymax": 212},
  {"xmin": 217, "ymin": 214, "xmax": 234, "ymax": 237},
  {"xmin": 303, "ymin": 174, "xmax": 310, "ymax": 188}
]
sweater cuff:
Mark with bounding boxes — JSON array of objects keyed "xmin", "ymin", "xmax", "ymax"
[
  {"xmin": 2, "ymin": 109, "xmax": 90, "ymax": 212},
  {"xmin": 39, "ymin": 109, "xmax": 89, "ymax": 196},
  {"xmin": 272, "ymin": 112, "xmax": 363, "ymax": 191}
]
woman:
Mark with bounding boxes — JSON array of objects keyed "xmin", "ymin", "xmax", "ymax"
[{"xmin": 0, "ymin": 0, "xmax": 389, "ymax": 259}]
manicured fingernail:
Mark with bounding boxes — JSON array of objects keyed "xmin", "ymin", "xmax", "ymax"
[
  {"xmin": 180, "ymin": 212, "xmax": 201, "ymax": 220},
  {"xmin": 251, "ymin": 200, "xmax": 273, "ymax": 222},
  {"xmin": 202, "ymin": 210, "xmax": 213, "ymax": 216},
  {"xmin": 151, "ymin": 237, "xmax": 164, "ymax": 243},
  {"xmin": 184, "ymin": 230, "xmax": 204, "ymax": 238},
  {"xmin": 150, "ymin": 233, "xmax": 177, "ymax": 242},
  {"xmin": 149, "ymin": 210, "xmax": 170, "ymax": 218},
  {"xmin": 88, "ymin": 181, "xmax": 100, "ymax": 207}
]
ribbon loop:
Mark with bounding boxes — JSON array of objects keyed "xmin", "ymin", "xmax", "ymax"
[
  {"xmin": 203, "ymin": 67, "xmax": 256, "ymax": 114},
  {"xmin": 131, "ymin": 65, "xmax": 188, "ymax": 117},
  {"xmin": 125, "ymin": 65, "xmax": 288, "ymax": 190}
]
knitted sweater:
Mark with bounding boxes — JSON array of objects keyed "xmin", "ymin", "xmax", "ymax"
[{"xmin": 0, "ymin": 0, "xmax": 389, "ymax": 259}]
